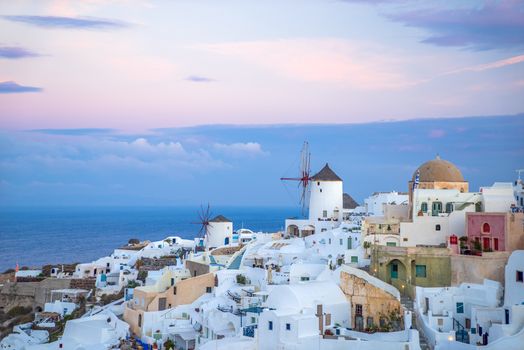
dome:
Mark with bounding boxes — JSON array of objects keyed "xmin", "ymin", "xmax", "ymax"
[{"xmin": 412, "ymin": 156, "xmax": 464, "ymax": 182}]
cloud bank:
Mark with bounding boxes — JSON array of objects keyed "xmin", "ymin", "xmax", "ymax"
[
  {"xmin": 2, "ymin": 15, "xmax": 130, "ymax": 30},
  {"xmin": 0, "ymin": 81, "xmax": 42, "ymax": 93}
]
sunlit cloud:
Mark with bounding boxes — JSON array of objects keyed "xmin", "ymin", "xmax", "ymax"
[{"xmin": 196, "ymin": 38, "xmax": 414, "ymax": 90}]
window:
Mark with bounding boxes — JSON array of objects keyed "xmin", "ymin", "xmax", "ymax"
[
  {"xmin": 320, "ymin": 189, "xmax": 322, "ymax": 193},
  {"xmin": 328, "ymin": 238, "xmax": 331, "ymax": 244},
  {"xmin": 138, "ymin": 314, "xmax": 142, "ymax": 327},
  {"xmin": 206, "ymin": 286, "xmax": 212, "ymax": 293},
  {"xmin": 435, "ymin": 224, "xmax": 441, "ymax": 231},
  {"xmin": 421, "ymin": 202, "xmax": 428, "ymax": 212},
  {"xmin": 251, "ymin": 317, "xmax": 256, "ymax": 324},
  {"xmin": 351, "ymin": 256, "xmax": 358, "ymax": 263},
  {"xmin": 286, "ymin": 323, "xmax": 291, "ymax": 331},
  {"xmin": 268, "ymin": 321, "xmax": 273, "ymax": 330},
  {"xmin": 300, "ymin": 276, "xmax": 310, "ymax": 281},
  {"xmin": 173, "ymin": 287, "xmax": 177, "ymax": 295},
  {"xmin": 438, "ymin": 318, "xmax": 443, "ymax": 326},
  {"xmin": 482, "ymin": 223, "xmax": 491, "ymax": 234},
  {"xmin": 517, "ymin": 270, "xmax": 524, "ymax": 283},
  {"xmin": 456, "ymin": 302, "xmax": 464, "ymax": 314},
  {"xmin": 367, "ymin": 317, "xmax": 374, "ymax": 327},
  {"xmin": 323, "ymin": 210, "xmax": 328, "ymax": 218},
  {"xmin": 340, "ymin": 239, "xmax": 343, "ymax": 246},
  {"xmin": 171, "ymin": 278, "xmax": 175, "ymax": 286},
  {"xmin": 106, "ymin": 262, "xmax": 110, "ymax": 267},
  {"xmin": 355, "ymin": 304, "xmax": 363, "ymax": 315},
  {"xmin": 445, "ymin": 203, "xmax": 454, "ymax": 213},
  {"xmin": 386, "ymin": 242, "xmax": 396, "ymax": 247},
  {"xmin": 415, "ymin": 265, "xmax": 427, "ymax": 278}
]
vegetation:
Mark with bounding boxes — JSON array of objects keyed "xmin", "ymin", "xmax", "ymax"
[
  {"xmin": 100, "ymin": 288, "xmax": 125, "ymax": 305},
  {"xmin": 236, "ymin": 274, "xmax": 248, "ymax": 285},
  {"xmin": 363, "ymin": 241, "xmax": 372, "ymax": 249},
  {"xmin": 128, "ymin": 238, "xmax": 140, "ymax": 245},
  {"xmin": 7, "ymin": 305, "xmax": 32, "ymax": 318},
  {"xmin": 137, "ymin": 270, "xmax": 148, "ymax": 282},
  {"xmin": 163, "ymin": 339, "xmax": 175, "ymax": 350}
]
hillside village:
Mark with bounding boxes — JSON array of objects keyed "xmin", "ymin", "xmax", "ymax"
[{"xmin": 1, "ymin": 156, "xmax": 524, "ymax": 350}]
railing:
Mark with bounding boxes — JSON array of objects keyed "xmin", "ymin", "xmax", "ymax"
[
  {"xmin": 227, "ymin": 290, "xmax": 241, "ymax": 303},
  {"xmin": 453, "ymin": 318, "xmax": 469, "ymax": 344},
  {"xmin": 243, "ymin": 325, "xmax": 257, "ymax": 337}
]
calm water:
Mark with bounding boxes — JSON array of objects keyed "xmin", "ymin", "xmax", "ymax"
[{"xmin": 0, "ymin": 206, "xmax": 299, "ymax": 272}]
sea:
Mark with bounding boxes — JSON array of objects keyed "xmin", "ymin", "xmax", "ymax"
[{"xmin": 0, "ymin": 206, "xmax": 300, "ymax": 272}]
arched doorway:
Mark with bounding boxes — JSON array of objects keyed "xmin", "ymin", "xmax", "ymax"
[
  {"xmin": 301, "ymin": 225, "xmax": 315, "ymax": 237},
  {"xmin": 386, "ymin": 259, "xmax": 407, "ymax": 293},
  {"xmin": 287, "ymin": 225, "xmax": 299, "ymax": 237}
]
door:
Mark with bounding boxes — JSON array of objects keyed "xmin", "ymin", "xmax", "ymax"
[
  {"xmin": 424, "ymin": 298, "xmax": 429, "ymax": 314},
  {"xmin": 224, "ymin": 237, "xmax": 230, "ymax": 245},
  {"xmin": 483, "ymin": 237, "xmax": 490, "ymax": 250},
  {"xmin": 158, "ymin": 297, "xmax": 167, "ymax": 311},
  {"xmin": 493, "ymin": 238, "xmax": 499, "ymax": 251},
  {"xmin": 465, "ymin": 318, "xmax": 471, "ymax": 329},
  {"xmin": 432, "ymin": 202, "xmax": 443, "ymax": 216},
  {"xmin": 391, "ymin": 263, "xmax": 398, "ymax": 279},
  {"xmin": 355, "ymin": 316, "xmax": 364, "ymax": 331},
  {"xmin": 347, "ymin": 238, "xmax": 352, "ymax": 249}
]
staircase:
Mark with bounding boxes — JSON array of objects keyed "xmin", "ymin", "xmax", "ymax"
[{"xmin": 400, "ymin": 295, "xmax": 430, "ymax": 350}]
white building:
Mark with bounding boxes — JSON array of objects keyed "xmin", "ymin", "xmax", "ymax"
[
  {"xmin": 364, "ymin": 191, "xmax": 408, "ymax": 217},
  {"xmin": 415, "ymin": 279, "xmax": 503, "ymax": 348},
  {"xmin": 504, "ymin": 250, "xmax": 524, "ymax": 310},
  {"xmin": 258, "ymin": 281, "xmax": 350, "ymax": 350},
  {"xmin": 205, "ymin": 215, "xmax": 234, "ymax": 249}
]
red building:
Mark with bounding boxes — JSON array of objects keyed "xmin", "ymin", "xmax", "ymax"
[{"xmin": 466, "ymin": 212, "xmax": 524, "ymax": 252}]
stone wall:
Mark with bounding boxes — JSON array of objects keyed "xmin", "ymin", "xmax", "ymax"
[
  {"xmin": 339, "ymin": 271, "xmax": 401, "ymax": 330},
  {"xmin": 451, "ymin": 252, "xmax": 510, "ymax": 285}
]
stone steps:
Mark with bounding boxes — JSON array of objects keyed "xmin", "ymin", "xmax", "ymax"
[{"xmin": 400, "ymin": 296, "xmax": 431, "ymax": 350}]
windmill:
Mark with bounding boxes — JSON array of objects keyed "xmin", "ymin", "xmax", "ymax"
[
  {"xmin": 192, "ymin": 203, "xmax": 213, "ymax": 239},
  {"xmin": 280, "ymin": 141, "xmax": 312, "ymax": 216}
]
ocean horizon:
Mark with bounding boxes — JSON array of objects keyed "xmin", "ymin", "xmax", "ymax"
[{"xmin": 0, "ymin": 205, "xmax": 300, "ymax": 272}]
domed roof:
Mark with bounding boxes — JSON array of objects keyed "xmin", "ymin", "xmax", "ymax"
[{"xmin": 412, "ymin": 156, "xmax": 464, "ymax": 182}]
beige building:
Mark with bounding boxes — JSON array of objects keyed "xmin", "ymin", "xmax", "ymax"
[
  {"xmin": 124, "ymin": 268, "xmax": 215, "ymax": 336},
  {"xmin": 338, "ymin": 265, "xmax": 402, "ymax": 332}
]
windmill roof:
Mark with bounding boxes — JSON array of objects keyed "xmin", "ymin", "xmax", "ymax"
[
  {"xmin": 343, "ymin": 193, "xmax": 359, "ymax": 209},
  {"xmin": 311, "ymin": 163, "xmax": 342, "ymax": 181},
  {"xmin": 210, "ymin": 215, "xmax": 232, "ymax": 223}
]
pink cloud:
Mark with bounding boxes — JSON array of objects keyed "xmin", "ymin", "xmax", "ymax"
[
  {"xmin": 429, "ymin": 129, "xmax": 446, "ymax": 138},
  {"xmin": 196, "ymin": 39, "xmax": 415, "ymax": 90}
]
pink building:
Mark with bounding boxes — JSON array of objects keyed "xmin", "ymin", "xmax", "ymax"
[{"xmin": 466, "ymin": 212, "xmax": 524, "ymax": 252}]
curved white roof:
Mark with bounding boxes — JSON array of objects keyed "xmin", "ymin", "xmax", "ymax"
[{"xmin": 266, "ymin": 281, "xmax": 347, "ymax": 313}]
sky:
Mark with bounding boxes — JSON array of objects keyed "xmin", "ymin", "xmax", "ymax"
[{"xmin": 0, "ymin": 0, "xmax": 523, "ymax": 207}]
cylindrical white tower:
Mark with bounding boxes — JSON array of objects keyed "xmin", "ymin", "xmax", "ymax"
[
  {"xmin": 205, "ymin": 215, "xmax": 233, "ymax": 249},
  {"xmin": 309, "ymin": 163, "xmax": 343, "ymax": 223}
]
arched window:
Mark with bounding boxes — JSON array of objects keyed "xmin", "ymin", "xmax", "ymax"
[
  {"xmin": 421, "ymin": 202, "xmax": 428, "ymax": 212},
  {"xmin": 445, "ymin": 203, "xmax": 454, "ymax": 213},
  {"xmin": 482, "ymin": 223, "xmax": 490, "ymax": 234}
]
